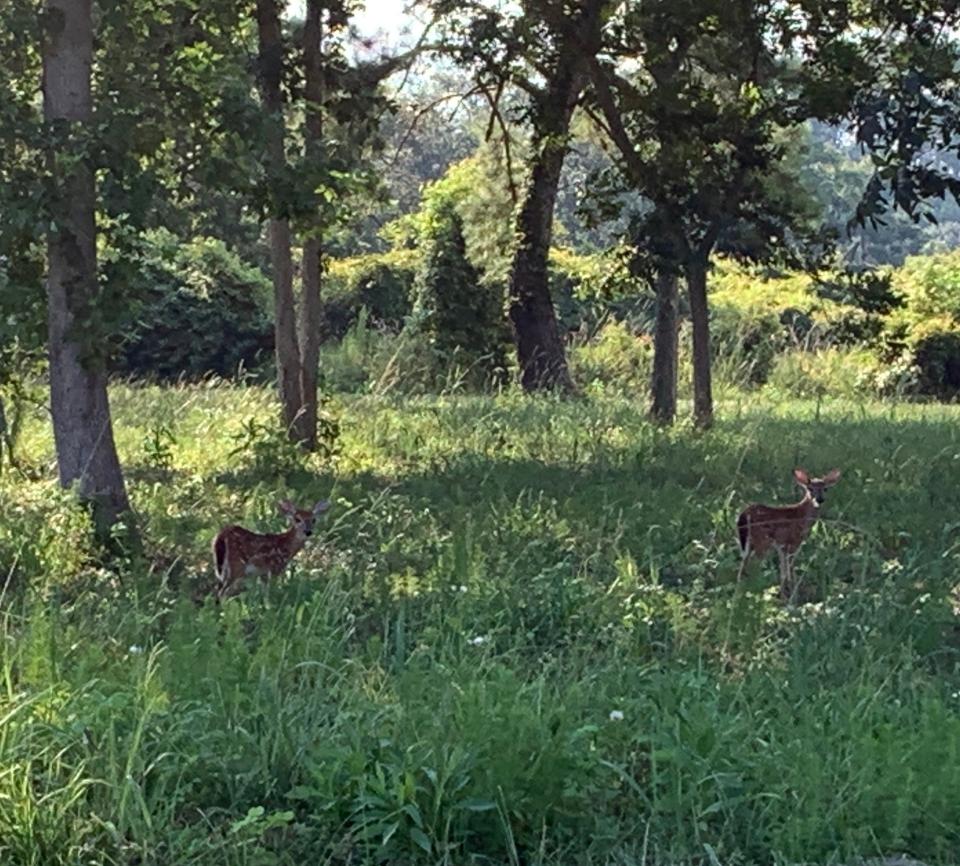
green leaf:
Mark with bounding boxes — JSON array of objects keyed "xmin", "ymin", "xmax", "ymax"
[
  {"xmin": 401, "ymin": 802, "xmax": 424, "ymax": 827},
  {"xmin": 381, "ymin": 821, "xmax": 399, "ymax": 846},
  {"xmin": 458, "ymin": 798, "xmax": 496, "ymax": 812},
  {"xmin": 409, "ymin": 827, "xmax": 432, "ymax": 853}
]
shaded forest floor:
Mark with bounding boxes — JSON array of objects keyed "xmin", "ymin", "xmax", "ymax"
[{"xmin": 3, "ymin": 383, "xmax": 960, "ymax": 864}]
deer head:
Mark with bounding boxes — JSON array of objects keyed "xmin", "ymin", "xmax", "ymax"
[
  {"xmin": 277, "ymin": 498, "xmax": 330, "ymax": 539},
  {"xmin": 793, "ymin": 468, "xmax": 841, "ymax": 506}
]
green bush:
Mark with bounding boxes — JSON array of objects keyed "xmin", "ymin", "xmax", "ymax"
[
  {"xmin": 114, "ymin": 230, "xmax": 273, "ymax": 381},
  {"xmin": 570, "ymin": 319, "xmax": 653, "ymax": 394},
  {"xmin": 893, "ymin": 249, "xmax": 960, "ymax": 320},
  {"xmin": 549, "ymin": 246, "xmax": 653, "ymax": 335},
  {"xmin": 766, "ymin": 346, "xmax": 880, "ymax": 399},
  {"xmin": 711, "ymin": 305, "xmax": 785, "ymax": 385},
  {"xmin": 323, "ymin": 250, "xmax": 417, "ymax": 338},
  {"xmin": 0, "ymin": 483, "xmax": 95, "ymax": 591},
  {"xmin": 909, "ymin": 318, "xmax": 960, "ymax": 398},
  {"xmin": 318, "ymin": 311, "xmax": 462, "ymax": 396},
  {"xmin": 885, "ymin": 252, "xmax": 960, "ymax": 398},
  {"xmin": 414, "ymin": 198, "xmax": 509, "ymax": 388}
]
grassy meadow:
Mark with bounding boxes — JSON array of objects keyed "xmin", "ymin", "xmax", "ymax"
[{"xmin": 3, "ymin": 383, "xmax": 960, "ymax": 864}]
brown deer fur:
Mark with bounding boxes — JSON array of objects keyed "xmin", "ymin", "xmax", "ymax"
[
  {"xmin": 213, "ymin": 499, "xmax": 329, "ymax": 600},
  {"xmin": 736, "ymin": 468, "xmax": 840, "ymax": 601}
]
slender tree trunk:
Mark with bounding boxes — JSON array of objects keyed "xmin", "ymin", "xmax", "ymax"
[
  {"xmin": 508, "ymin": 2, "xmax": 605, "ymax": 393},
  {"xmin": 256, "ymin": 0, "xmax": 302, "ymax": 437},
  {"xmin": 686, "ymin": 254, "xmax": 713, "ymax": 429},
  {"xmin": 43, "ymin": 0, "xmax": 132, "ymax": 537},
  {"xmin": 295, "ymin": 0, "xmax": 323, "ymax": 449},
  {"xmin": 650, "ymin": 269, "xmax": 679, "ymax": 425}
]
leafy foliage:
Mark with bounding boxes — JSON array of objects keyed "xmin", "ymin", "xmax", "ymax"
[
  {"xmin": 323, "ymin": 250, "xmax": 417, "ymax": 338},
  {"xmin": 414, "ymin": 196, "xmax": 510, "ymax": 387},
  {"xmin": 910, "ymin": 326, "xmax": 960, "ymax": 398},
  {"xmin": 112, "ymin": 230, "xmax": 273, "ymax": 381},
  {"xmin": 570, "ymin": 320, "xmax": 653, "ymax": 394}
]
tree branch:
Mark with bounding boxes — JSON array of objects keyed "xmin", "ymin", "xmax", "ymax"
[
  {"xmin": 388, "ymin": 85, "xmax": 484, "ymax": 166},
  {"xmin": 481, "ymin": 79, "xmax": 519, "ymax": 203},
  {"xmin": 584, "ymin": 58, "xmax": 649, "ymax": 188}
]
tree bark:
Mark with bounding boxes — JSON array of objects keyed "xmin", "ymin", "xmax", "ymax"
[
  {"xmin": 43, "ymin": 0, "xmax": 132, "ymax": 537},
  {"xmin": 650, "ymin": 269, "xmax": 679, "ymax": 425},
  {"xmin": 508, "ymin": 113, "xmax": 577, "ymax": 391},
  {"xmin": 295, "ymin": 0, "xmax": 323, "ymax": 449},
  {"xmin": 255, "ymin": 0, "xmax": 302, "ymax": 437},
  {"xmin": 508, "ymin": 2, "xmax": 605, "ymax": 393},
  {"xmin": 686, "ymin": 254, "xmax": 713, "ymax": 429}
]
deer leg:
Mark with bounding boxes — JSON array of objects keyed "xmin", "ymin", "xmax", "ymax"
[
  {"xmin": 219, "ymin": 576, "xmax": 241, "ymax": 601},
  {"xmin": 736, "ymin": 544, "xmax": 751, "ymax": 583},
  {"xmin": 777, "ymin": 548, "xmax": 790, "ymax": 600},
  {"xmin": 786, "ymin": 553, "xmax": 801, "ymax": 605},
  {"xmin": 216, "ymin": 558, "xmax": 235, "ymax": 601}
]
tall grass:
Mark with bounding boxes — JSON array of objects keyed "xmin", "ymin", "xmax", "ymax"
[{"xmin": 2, "ymin": 384, "xmax": 960, "ymax": 864}]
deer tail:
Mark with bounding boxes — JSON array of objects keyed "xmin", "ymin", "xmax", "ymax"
[
  {"xmin": 737, "ymin": 511, "xmax": 749, "ymax": 553},
  {"xmin": 214, "ymin": 536, "xmax": 227, "ymax": 581}
]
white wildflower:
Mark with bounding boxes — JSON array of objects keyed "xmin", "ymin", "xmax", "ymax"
[
  {"xmin": 458, "ymin": 585, "xmax": 468, "ymax": 593},
  {"xmin": 469, "ymin": 635, "xmax": 488, "ymax": 646},
  {"xmin": 128, "ymin": 645, "xmax": 143, "ymax": 655},
  {"xmin": 609, "ymin": 710, "xmax": 624, "ymax": 722}
]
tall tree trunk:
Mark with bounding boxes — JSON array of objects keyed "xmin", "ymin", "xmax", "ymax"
[
  {"xmin": 256, "ymin": 0, "xmax": 302, "ymax": 437},
  {"xmin": 508, "ymin": 116, "xmax": 576, "ymax": 391},
  {"xmin": 43, "ymin": 0, "xmax": 132, "ymax": 537},
  {"xmin": 295, "ymin": 0, "xmax": 323, "ymax": 449},
  {"xmin": 508, "ymin": 2, "xmax": 605, "ymax": 393},
  {"xmin": 686, "ymin": 254, "xmax": 713, "ymax": 429},
  {"xmin": 650, "ymin": 269, "xmax": 679, "ymax": 425}
]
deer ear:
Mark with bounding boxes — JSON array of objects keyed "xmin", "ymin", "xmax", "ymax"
[
  {"xmin": 822, "ymin": 468, "xmax": 841, "ymax": 486},
  {"xmin": 793, "ymin": 468, "xmax": 810, "ymax": 486},
  {"xmin": 277, "ymin": 499, "xmax": 295, "ymax": 514},
  {"xmin": 313, "ymin": 499, "xmax": 330, "ymax": 515}
]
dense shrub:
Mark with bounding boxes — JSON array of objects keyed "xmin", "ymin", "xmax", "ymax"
[
  {"xmin": 414, "ymin": 198, "xmax": 509, "ymax": 387},
  {"xmin": 549, "ymin": 246, "xmax": 653, "ymax": 335},
  {"xmin": 884, "ymin": 253, "xmax": 960, "ymax": 397},
  {"xmin": 322, "ymin": 250, "xmax": 417, "ymax": 338},
  {"xmin": 711, "ymin": 305, "xmax": 784, "ymax": 385},
  {"xmin": 0, "ymin": 483, "xmax": 95, "ymax": 590},
  {"xmin": 893, "ymin": 249, "xmax": 960, "ymax": 320},
  {"xmin": 707, "ymin": 260, "xmax": 897, "ymax": 386},
  {"xmin": 766, "ymin": 346, "xmax": 879, "ymax": 399},
  {"xmin": 569, "ymin": 319, "xmax": 653, "ymax": 394},
  {"xmin": 383, "ymin": 146, "xmax": 519, "ymax": 288},
  {"xmin": 114, "ymin": 230, "xmax": 273, "ymax": 381},
  {"xmin": 318, "ymin": 312, "xmax": 443, "ymax": 395},
  {"xmin": 908, "ymin": 318, "xmax": 960, "ymax": 398},
  {"xmin": 810, "ymin": 269, "xmax": 899, "ymax": 348}
]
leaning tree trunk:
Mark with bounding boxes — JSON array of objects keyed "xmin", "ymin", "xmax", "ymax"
[
  {"xmin": 255, "ymin": 0, "xmax": 302, "ymax": 437},
  {"xmin": 508, "ymin": 3, "xmax": 605, "ymax": 393},
  {"xmin": 686, "ymin": 254, "xmax": 713, "ymax": 429},
  {"xmin": 43, "ymin": 0, "xmax": 132, "ymax": 537},
  {"xmin": 650, "ymin": 269, "xmax": 680, "ymax": 425},
  {"xmin": 294, "ymin": 0, "xmax": 324, "ymax": 450}
]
